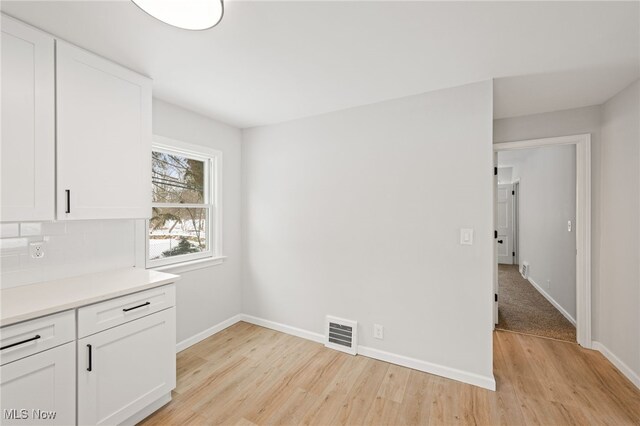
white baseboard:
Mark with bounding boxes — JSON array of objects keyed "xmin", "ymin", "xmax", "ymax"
[
  {"xmin": 175, "ymin": 314, "xmax": 243, "ymax": 353},
  {"xmin": 592, "ymin": 341, "xmax": 640, "ymax": 390},
  {"xmin": 174, "ymin": 313, "xmax": 495, "ymax": 391},
  {"xmin": 241, "ymin": 314, "xmax": 495, "ymax": 391},
  {"xmin": 357, "ymin": 345, "xmax": 496, "ymax": 391},
  {"xmin": 240, "ymin": 314, "xmax": 325, "ymax": 344},
  {"xmin": 528, "ymin": 277, "xmax": 576, "ymax": 326}
]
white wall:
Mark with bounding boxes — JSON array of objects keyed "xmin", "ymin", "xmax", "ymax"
[
  {"xmin": 242, "ymin": 81, "xmax": 495, "ymax": 388},
  {"xmin": 598, "ymin": 80, "xmax": 639, "ymax": 381},
  {"xmin": 152, "ymin": 99, "xmax": 243, "ymax": 345},
  {"xmin": 499, "ymin": 146, "xmax": 577, "ymax": 321}
]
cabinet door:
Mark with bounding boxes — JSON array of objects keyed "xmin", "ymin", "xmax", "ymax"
[
  {"xmin": 0, "ymin": 342, "xmax": 75, "ymax": 425},
  {"xmin": 78, "ymin": 308, "xmax": 176, "ymax": 425},
  {"xmin": 0, "ymin": 16, "xmax": 55, "ymax": 222},
  {"xmin": 56, "ymin": 41, "xmax": 152, "ymax": 220}
]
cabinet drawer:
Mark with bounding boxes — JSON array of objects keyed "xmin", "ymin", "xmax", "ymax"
[
  {"xmin": 0, "ymin": 311, "xmax": 75, "ymax": 366},
  {"xmin": 78, "ymin": 284, "xmax": 175, "ymax": 338}
]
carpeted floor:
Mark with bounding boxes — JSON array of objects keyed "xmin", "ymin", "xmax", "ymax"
[{"xmin": 497, "ymin": 264, "xmax": 576, "ymax": 342}]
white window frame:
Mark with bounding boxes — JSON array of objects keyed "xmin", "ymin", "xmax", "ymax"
[{"xmin": 145, "ymin": 135, "xmax": 222, "ymax": 269}]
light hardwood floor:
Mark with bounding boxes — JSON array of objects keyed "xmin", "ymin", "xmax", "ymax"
[{"xmin": 141, "ymin": 322, "xmax": 640, "ymax": 425}]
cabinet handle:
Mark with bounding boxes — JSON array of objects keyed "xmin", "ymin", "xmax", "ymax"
[
  {"xmin": 0, "ymin": 334, "xmax": 41, "ymax": 350},
  {"xmin": 87, "ymin": 344, "xmax": 92, "ymax": 371},
  {"xmin": 122, "ymin": 301, "xmax": 151, "ymax": 312},
  {"xmin": 65, "ymin": 190, "xmax": 71, "ymax": 213}
]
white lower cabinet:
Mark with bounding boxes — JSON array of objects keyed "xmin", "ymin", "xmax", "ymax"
[
  {"xmin": 0, "ymin": 283, "xmax": 177, "ymax": 426},
  {"xmin": 0, "ymin": 342, "xmax": 76, "ymax": 425},
  {"xmin": 77, "ymin": 307, "xmax": 176, "ymax": 425}
]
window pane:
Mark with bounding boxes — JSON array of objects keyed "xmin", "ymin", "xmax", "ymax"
[
  {"xmin": 152, "ymin": 151, "xmax": 205, "ymax": 204},
  {"xmin": 149, "ymin": 207, "xmax": 208, "ymax": 260}
]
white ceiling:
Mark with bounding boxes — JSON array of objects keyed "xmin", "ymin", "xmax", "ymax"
[{"xmin": 2, "ymin": 1, "xmax": 638, "ymax": 128}]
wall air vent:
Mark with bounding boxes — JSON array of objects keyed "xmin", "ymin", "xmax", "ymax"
[
  {"xmin": 325, "ymin": 316, "xmax": 357, "ymax": 355},
  {"xmin": 521, "ymin": 262, "xmax": 530, "ymax": 279}
]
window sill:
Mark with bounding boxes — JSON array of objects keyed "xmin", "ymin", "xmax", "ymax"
[{"xmin": 150, "ymin": 256, "xmax": 227, "ymax": 274}]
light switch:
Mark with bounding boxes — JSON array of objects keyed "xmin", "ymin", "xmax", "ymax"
[
  {"xmin": 460, "ymin": 228, "xmax": 474, "ymax": 245},
  {"xmin": 568, "ymin": 220, "xmax": 572, "ymax": 232}
]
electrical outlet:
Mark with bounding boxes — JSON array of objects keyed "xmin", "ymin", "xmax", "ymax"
[
  {"xmin": 546, "ymin": 279, "xmax": 550, "ymax": 289},
  {"xmin": 29, "ymin": 242, "xmax": 45, "ymax": 259},
  {"xmin": 373, "ymin": 324, "xmax": 384, "ymax": 340}
]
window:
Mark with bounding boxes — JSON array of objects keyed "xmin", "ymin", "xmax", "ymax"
[{"xmin": 147, "ymin": 137, "xmax": 221, "ymax": 267}]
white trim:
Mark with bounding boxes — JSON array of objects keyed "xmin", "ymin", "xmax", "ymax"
[
  {"xmin": 357, "ymin": 345, "xmax": 496, "ymax": 391},
  {"xmin": 592, "ymin": 341, "xmax": 640, "ymax": 390},
  {"xmin": 493, "ymin": 134, "xmax": 586, "ymax": 151},
  {"xmin": 494, "ymin": 133, "xmax": 592, "ymax": 349},
  {"xmin": 240, "ymin": 314, "xmax": 325, "ymax": 344},
  {"xmin": 153, "ymin": 135, "xmax": 221, "ymax": 159},
  {"xmin": 576, "ymin": 137, "xmax": 592, "ymax": 349},
  {"xmin": 240, "ymin": 314, "xmax": 495, "ymax": 391},
  {"xmin": 144, "ymin": 135, "xmax": 224, "ymax": 270},
  {"xmin": 154, "ymin": 256, "xmax": 226, "ymax": 274},
  {"xmin": 175, "ymin": 314, "xmax": 243, "ymax": 353},
  {"xmin": 528, "ymin": 277, "xmax": 576, "ymax": 326}
]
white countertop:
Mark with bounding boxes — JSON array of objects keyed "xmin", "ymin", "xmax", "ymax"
[{"xmin": 0, "ymin": 268, "xmax": 180, "ymax": 327}]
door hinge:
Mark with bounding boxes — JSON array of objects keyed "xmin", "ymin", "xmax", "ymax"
[
  {"xmin": 512, "ymin": 190, "xmax": 515, "ymax": 195},
  {"xmin": 512, "ymin": 251, "xmax": 515, "ymax": 256},
  {"xmin": 495, "ymin": 294, "xmax": 498, "ymax": 302},
  {"xmin": 494, "ymin": 230, "xmax": 498, "ymax": 239},
  {"xmin": 494, "ymin": 167, "xmax": 498, "ymax": 176}
]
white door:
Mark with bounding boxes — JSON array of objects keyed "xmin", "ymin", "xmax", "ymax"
[
  {"xmin": 77, "ymin": 308, "xmax": 176, "ymax": 425},
  {"xmin": 1, "ymin": 16, "xmax": 55, "ymax": 222},
  {"xmin": 512, "ymin": 181, "xmax": 519, "ymax": 265},
  {"xmin": 0, "ymin": 342, "xmax": 76, "ymax": 425},
  {"xmin": 493, "ymin": 156, "xmax": 498, "ymax": 325},
  {"xmin": 497, "ymin": 183, "xmax": 514, "ymax": 265},
  {"xmin": 56, "ymin": 41, "xmax": 152, "ymax": 220}
]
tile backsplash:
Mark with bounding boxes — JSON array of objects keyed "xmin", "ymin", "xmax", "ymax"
[{"xmin": 0, "ymin": 220, "xmax": 136, "ymax": 289}]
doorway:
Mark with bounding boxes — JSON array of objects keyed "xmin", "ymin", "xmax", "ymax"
[{"xmin": 493, "ymin": 134, "xmax": 592, "ymax": 348}]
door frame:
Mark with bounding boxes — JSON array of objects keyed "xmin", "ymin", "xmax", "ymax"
[{"xmin": 493, "ymin": 134, "xmax": 591, "ymax": 349}]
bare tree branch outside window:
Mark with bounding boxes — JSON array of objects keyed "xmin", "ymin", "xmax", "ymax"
[{"xmin": 149, "ymin": 151, "xmax": 210, "ymax": 260}]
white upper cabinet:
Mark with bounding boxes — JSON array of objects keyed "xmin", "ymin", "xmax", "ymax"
[
  {"xmin": 56, "ymin": 41, "xmax": 152, "ymax": 220},
  {"xmin": 1, "ymin": 15, "xmax": 151, "ymax": 222},
  {"xmin": 0, "ymin": 16, "xmax": 55, "ymax": 222}
]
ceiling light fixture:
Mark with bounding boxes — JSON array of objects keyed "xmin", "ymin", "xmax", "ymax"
[{"xmin": 131, "ymin": 0, "xmax": 223, "ymax": 31}]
